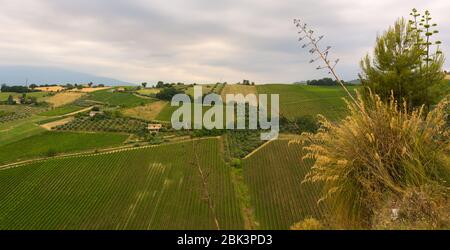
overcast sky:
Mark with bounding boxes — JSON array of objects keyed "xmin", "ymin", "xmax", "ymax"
[{"xmin": 0, "ymin": 0, "xmax": 449, "ymax": 84}]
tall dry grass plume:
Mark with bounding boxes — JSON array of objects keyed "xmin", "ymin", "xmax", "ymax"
[{"xmin": 292, "ymin": 91, "xmax": 450, "ymax": 228}]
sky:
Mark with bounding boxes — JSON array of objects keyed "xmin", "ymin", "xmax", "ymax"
[{"xmin": 0, "ymin": 0, "xmax": 449, "ymax": 84}]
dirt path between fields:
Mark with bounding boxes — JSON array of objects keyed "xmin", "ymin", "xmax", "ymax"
[{"xmin": 40, "ymin": 117, "xmax": 74, "ymax": 130}]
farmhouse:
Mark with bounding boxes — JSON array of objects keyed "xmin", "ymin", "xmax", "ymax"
[
  {"xmin": 114, "ymin": 87, "xmax": 126, "ymax": 92},
  {"xmin": 147, "ymin": 123, "xmax": 162, "ymax": 132},
  {"xmin": 89, "ymin": 111, "xmax": 104, "ymax": 117}
]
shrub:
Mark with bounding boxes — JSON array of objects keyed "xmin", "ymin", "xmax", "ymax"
[
  {"xmin": 230, "ymin": 158, "xmax": 242, "ymax": 168},
  {"xmin": 45, "ymin": 149, "xmax": 57, "ymax": 157},
  {"xmin": 295, "ymin": 91, "xmax": 449, "ymax": 228}
]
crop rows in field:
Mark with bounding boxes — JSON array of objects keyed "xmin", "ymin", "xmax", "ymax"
[
  {"xmin": 256, "ymin": 84, "xmax": 359, "ymax": 121},
  {"xmin": 224, "ymin": 130, "xmax": 265, "ymax": 159},
  {"xmin": 86, "ymin": 89, "xmax": 152, "ymax": 108},
  {"xmin": 0, "ymin": 105, "xmax": 46, "ymax": 123},
  {"xmin": 0, "ymin": 138, "xmax": 244, "ymax": 229},
  {"xmin": 243, "ymin": 139, "xmax": 327, "ymax": 229},
  {"xmin": 55, "ymin": 116, "xmax": 147, "ymax": 133}
]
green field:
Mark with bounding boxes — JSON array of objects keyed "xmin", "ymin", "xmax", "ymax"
[
  {"xmin": 39, "ymin": 105, "xmax": 86, "ymax": 116},
  {"xmin": 86, "ymin": 89, "xmax": 154, "ymax": 108},
  {"xmin": 243, "ymin": 139, "xmax": 327, "ymax": 229},
  {"xmin": 257, "ymin": 84, "xmax": 359, "ymax": 121},
  {"xmin": 0, "ymin": 115, "xmax": 47, "ymax": 146},
  {"xmin": 0, "ymin": 138, "xmax": 243, "ymax": 229},
  {"xmin": 0, "ymin": 92, "xmax": 49, "ymax": 102},
  {"xmin": 0, "ymin": 131, "xmax": 128, "ymax": 164}
]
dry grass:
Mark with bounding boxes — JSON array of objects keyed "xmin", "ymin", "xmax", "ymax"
[
  {"xmin": 35, "ymin": 86, "xmax": 65, "ymax": 92},
  {"xmin": 137, "ymin": 88, "xmax": 161, "ymax": 95},
  {"xmin": 121, "ymin": 101, "xmax": 168, "ymax": 121},
  {"xmin": 69, "ymin": 87, "xmax": 111, "ymax": 93},
  {"xmin": 445, "ymin": 74, "xmax": 450, "ymax": 80},
  {"xmin": 46, "ymin": 92, "xmax": 86, "ymax": 107},
  {"xmin": 221, "ymin": 84, "xmax": 257, "ymax": 99},
  {"xmin": 293, "ymin": 91, "xmax": 450, "ymax": 228}
]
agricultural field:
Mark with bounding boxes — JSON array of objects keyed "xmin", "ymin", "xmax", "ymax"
[
  {"xmin": 243, "ymin": 139, "xmax": 327, "ymax": 229},
  {"xmin": 86, "ymin": 89, "xmax": 152, "ymax": 108},
  {"xmin": 38, "ymin": 105, "xmax": 86, "ymax": 117},
  {"xmin": 0, "ymin": 138, "xmax": 244, "ymax": 230},
  {"xmin": 0, "ymin": 115, "xmax": 47, "ymax": 146},
  {"xmin": 137, "ymin": 88, "xmax": 161, "ymax": 96},
  {"xmin": 0, "ymin": 92, "xmax": 50, "ymax": 103},
  {"xmin": 121, "ymin": 101, "xmax": 168, "ymax": 121},
  {"xmin": 185, "ymin": 84, "xmax": 215, "ymax": 97},
  {"xmin": 0, "ymin": 106, "xmax": 39, "ymax": 123},
  {"xmin": 221, "ymin": 84, "xmax": 257, "ymax": 99},
  {"xmin": 39, "ymin": 117, "xmax": 74, "ymax": 130},
  {"xmin": 35, "ymin": 86, "xmax": 65, "ymax": 92},
  {"xmin": 68, "ymin": 87, "xmax": 111, "ymax": 93},
  {"xmin": 55, "ymin": 116, "xmax": 148, "ymax": 133},
  {"xmin": 257, "ymin": 84, "xmax": 359, "ymax": 121},
  {"xmin": 45, "ymin": 92, "xmax": 86, "ymax": 107},
  {"xmin": 0, "ymin": 131, "xmax": 128, "ymax": 165}
]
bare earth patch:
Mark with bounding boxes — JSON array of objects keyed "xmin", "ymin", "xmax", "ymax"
[
  {"xmin": 40, "ymin": 117, "xmax": 74, "ymax": 130},
  {"xmin": 121, "ymin": 101, "xmax": 168, "ymax": 121},
  {"xmin": 46, "ymin": 92, "xmax": 86, "ymax": 107}
]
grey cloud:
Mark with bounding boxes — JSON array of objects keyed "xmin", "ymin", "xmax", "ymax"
[{"xmin": 0, "ymin": 0, "xmax": 448, "ymax": 83}]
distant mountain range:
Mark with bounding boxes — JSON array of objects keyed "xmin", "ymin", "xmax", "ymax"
[{"xmin": 0, "ymin": 65, "xmax": 133, "ymax": 86}]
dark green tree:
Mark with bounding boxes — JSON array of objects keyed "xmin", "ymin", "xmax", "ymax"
[
  {"xmin": 7, "ymin": 95, "xmax": 15, "ymax": 105},
  {"xmin": 360, "ymin": 12, "xmax": 446, "ymax": 110}
]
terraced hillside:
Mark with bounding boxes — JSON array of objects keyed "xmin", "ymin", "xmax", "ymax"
[
  {"xmin": 0, "ymin": 138, "xmax": 244, "ymax": 230},
  {"xmin": 243, "ymin": 139, "xmax": 327, "ymax": 229}
]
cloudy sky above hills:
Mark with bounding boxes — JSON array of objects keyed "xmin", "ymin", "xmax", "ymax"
[{"xmin": 0, "ymin": 0, "xmax": 449, "ymax": 84}]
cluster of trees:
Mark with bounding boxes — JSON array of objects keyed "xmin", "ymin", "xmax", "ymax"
[
  {"xmin": 1, "ymin": 84, "xmax": 36, "ymax": 93},
  {"xmin": 155, "ymin": 86, "xmax": 184, "ymax": 100},
  {"xmin": 306, "ymin": 78, "xmax": 346, "ymax": 86},
  {"xmin": 239, "ymin": 80, "xmax": 255, "ymax": 85},
  {"xmin": 3, "ymin": 93, "xmax": 38, "ymax": 105}
]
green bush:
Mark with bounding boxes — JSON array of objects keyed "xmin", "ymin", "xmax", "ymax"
[{"xmin": 297, "ymin": 91, "xmax": 450, "ymax": 228}]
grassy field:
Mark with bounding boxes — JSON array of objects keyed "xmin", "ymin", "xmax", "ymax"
[
  {"xmin": 0, "ymin": 115, "xmax": 47, "ymax": 146},
  {"xmin": 221, "ymin": 84, "xmax": 257, "ymax": 99},
  {"xmin": 0, "ymin": 131, "xmax": 128, "ymax": 164},
  {"xmin": 87, "ymin": 89, "xmax": 153, "ymax": 108},
  {"xmin": 121, "ymin": 101, "xmax": 167, "ymax": 121},
  {"xmin": 0, "ymin": 92, "xmax": 49, "ymax": 102},
  {"xmin": 39, "ymin": 105, "xmax": 86, "ymax": 116},
  {"xmin": 0, "ymin": 138, "xmax": 244, "ymax": 229},
  {"xmin": 136, "ymin": 88, "xmax": 161, "ymax": 95},
  {"xmin": 256, "ymin": 84, "xmax": 359, "ymax": 121},
  {"xmin": 46, "ymin": 92, "xmax": 86, "ymax": 107},
  {"xmin": 243, "ymin": 139, "xmax": 327, "ymax": 229}
]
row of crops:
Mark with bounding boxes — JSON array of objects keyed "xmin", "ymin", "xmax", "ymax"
[
  {"xmin": 0, "ymin": 138, "xmax": 244, "ymax": 229},
  {"xmin": 54, "ymin": 116, "xmax": 148, "ymax": 133},
  {"xmin": 224, "ymin": 130, "xmax": 265, "ymax": 159},
  {"xmin": 0, "ymin": 105, "xmax": 46, "ymax": 123},
  {"xmin": 243, "ymin": 139, "xmax": 327, "ymax": 229}
]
